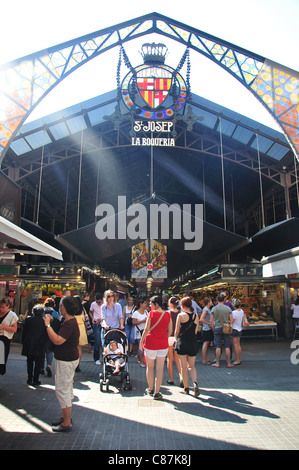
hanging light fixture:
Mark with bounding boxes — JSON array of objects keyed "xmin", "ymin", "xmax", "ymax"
[{"xmin": 146, "ymin": 273, "xmax": 154, "ymax": 293}]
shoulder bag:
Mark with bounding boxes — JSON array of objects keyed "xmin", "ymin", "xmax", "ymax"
[
  {"xmin": 216, "ymin": 306, "xmax": 233, "ymax": 335},
  {"xmin": 126, "ymin": 307, "xmax": 135, "ymax": 326},
  {"xmin": 149, "ymin": 311, "xmax": 165, "ymax": 332}
]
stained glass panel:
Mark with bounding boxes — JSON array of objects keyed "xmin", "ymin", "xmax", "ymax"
[
  {"xmin": 251, "ymin": 60, "xmax": 299, "ymax": 155},
  {"xmin": 0, "ymin": 13, "xmax": 297, "ymax": 161}
]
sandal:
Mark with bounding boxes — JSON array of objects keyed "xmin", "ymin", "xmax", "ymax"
[
  {"xmin": 153, "ymin": 392, "xmax": 163, "ymax": 400},
  {"xmin": 167, "ymin": 380, "xmax": 174, "ymax": 385}
]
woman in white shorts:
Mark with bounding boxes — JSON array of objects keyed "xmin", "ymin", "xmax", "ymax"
[{"xmin": 140, "ymin": 295, "xmax": 172, "ymax": 400}]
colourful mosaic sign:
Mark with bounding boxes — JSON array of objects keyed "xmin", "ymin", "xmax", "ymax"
[{"xmin": 121, "ymin": 64, "xmax": 187, "ymax": 120}]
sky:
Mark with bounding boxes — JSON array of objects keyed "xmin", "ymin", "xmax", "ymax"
[{"xmin": 1, "ymin": 0, "xmax": 298, "ymax": 131}]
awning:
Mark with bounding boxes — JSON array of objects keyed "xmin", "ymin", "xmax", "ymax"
[
  {"xmin": 244, "ymin": 217, "xmax": 299, "ymax": 260},
  {"xmin": 0, "ymin": 216, "xmax": 63, "ymax": 260},
  {"xmin": 262, "ymin": 246, "xmax": 299, "ymax": 277}
]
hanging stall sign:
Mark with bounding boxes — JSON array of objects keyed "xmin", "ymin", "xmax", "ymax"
[{"xmin": 221, "ymin": 264, "xmax": 263, "ymax": 280}]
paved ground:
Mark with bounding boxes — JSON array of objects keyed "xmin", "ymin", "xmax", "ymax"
[{"xmin": 1, "ymin": 338, "xmax": 299, "ymax": 453}]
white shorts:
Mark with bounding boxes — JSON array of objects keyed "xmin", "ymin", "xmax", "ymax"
[{"xmin": 144, "ymin": 348, "xmax": 168, "ymax": 360}]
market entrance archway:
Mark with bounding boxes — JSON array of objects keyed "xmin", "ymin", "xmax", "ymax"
[{"xmin": 0, "ymin": 12, "xmax": 298, "ymax": 163}]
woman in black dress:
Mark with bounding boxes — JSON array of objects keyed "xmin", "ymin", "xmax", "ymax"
[{"xmin": 174, "ymin": 297, "xmax": 200, "ymax": 397}]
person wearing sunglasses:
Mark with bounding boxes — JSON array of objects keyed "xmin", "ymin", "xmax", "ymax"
[{"xmin": 101, "ymin": 290, "xmax": 124, "ymax": 343}]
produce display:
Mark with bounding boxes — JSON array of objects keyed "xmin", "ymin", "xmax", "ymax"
[{"xmin": 240, "ymin": 297, "xmax": 274, "ymax": 324}]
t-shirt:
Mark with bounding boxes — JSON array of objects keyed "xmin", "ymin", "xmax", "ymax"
[
  {"xmin": 211, "ymin": 304, "xmax": 232, "ymax": 329},
  {"xmin": 291, "ymin": 304, "xmax": 299, "ymax": 319},
  {"xmin": 201, "ymin": 307, "xmax": 211, "ymax": 331},
  {"xmin": 90, "ymin": 301, "xmax": 102, "ymax": 323},
  {"xmin": 54, "ymin": 317, "xmax": 79, "ymax": 362},
  {"xmin": 105, "ymin": 344, "xmax": 123, "ymax": 357},
  {"xmin": 0, "ymin": 310, "xmax": 18, "ymax": 340},
  {"xmin": 132, "ymin": 310, "xmax": 148, "ymax": 339},
  {"xmin": 144, "ymin": 310, "xmax": 170, "ymax": 350},
  {"xmin": 232, "ymin": 309, "xmax": 245, "ymax": 332}
]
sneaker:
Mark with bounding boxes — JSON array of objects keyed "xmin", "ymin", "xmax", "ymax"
[
  {"xmin": 139, "ymin": 363, "xmax": 146, "ymax": 368},
  {"xmin": 145, "ymin": 388, "xmax": 154, "ymax": 396},
  {"xmin": 153, "ymin": 392, "xmax": 163, "ymax": 400},
  {"xmin": 95, "ymin": 360, "xmax": 101, "ymax": 365},
  {"xmin": 52, "ymin": 417, "xmax": 73, "ymax": 426},
  {"xmin": 52, "ymin": 423, "xmax": 72, "ymax": 433}
]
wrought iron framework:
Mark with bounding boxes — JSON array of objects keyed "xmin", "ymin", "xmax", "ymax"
[
  {"xmin": 3, "ymin": 118, "xmax": 297, "ymax": 238},
  {"xmin": 0, "ymin": 12, "xmax": 299, "ymax": 164}
]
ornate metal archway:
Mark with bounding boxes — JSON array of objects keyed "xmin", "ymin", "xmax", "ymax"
[{"xmin": 0, "ymin": 12, "xmax": 298, "ymax": 164}]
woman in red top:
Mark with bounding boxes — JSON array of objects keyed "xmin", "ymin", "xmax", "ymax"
[{"xmin": 140, "ymin": 295, "xmax": 172, "ymax": 400}]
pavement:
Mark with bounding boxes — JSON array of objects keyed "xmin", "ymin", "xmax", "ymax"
[{"xmin": 1, "ymin": 337, "xmax": 299, "ymax": 453}]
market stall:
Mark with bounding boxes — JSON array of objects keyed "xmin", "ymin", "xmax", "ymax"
[{"xmin": 186, "ymin": 263, "xmax": 287, "ymax": 339}]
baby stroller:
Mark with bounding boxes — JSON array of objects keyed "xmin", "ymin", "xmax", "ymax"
[{"xmin": 99, "ymin": 329, "xmax": 132, "ymax": 392}]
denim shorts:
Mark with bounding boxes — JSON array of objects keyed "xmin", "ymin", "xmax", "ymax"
[{"xmin": 214, "ymin": 327, "xmax": 231, "ymax": 349}]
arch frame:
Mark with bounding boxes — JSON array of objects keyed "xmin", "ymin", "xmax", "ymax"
[{"xmin": 0, "ymin": 12, "xmax": 298, "ymax": 163}]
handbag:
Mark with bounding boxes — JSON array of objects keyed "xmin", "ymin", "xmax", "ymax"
[
  {"xmin": 126, "ymin": 307, "xmax": 135, "ymax": 326},
  {"xmin": 84, "ymin": 312, "xmax": 93, "ymax": 337},
  {"xmin": 216, "ymin": 307, "xmax": 233, "ymax": 335}
]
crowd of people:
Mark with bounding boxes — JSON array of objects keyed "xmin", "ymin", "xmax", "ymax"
[{"xmin": 0, "ymin": 288, "xmax": 251, "ymax": 433}]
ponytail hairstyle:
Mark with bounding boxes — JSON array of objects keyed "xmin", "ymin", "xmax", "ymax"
[
  {"xmin": 169, "ymin": 296, "xmax": 179, "ymax": 308},
  {"xmin": 181, "ymin": 296, "xmax": 194, "ymax": 313},
  {"xmin": 150, "ymin": 295, "xmax": 163, "ymax": 308}
]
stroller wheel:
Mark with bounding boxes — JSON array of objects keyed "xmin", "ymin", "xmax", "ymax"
[
  {"xmin": 100, "ymin": 379, "xmax": 104, "ymax": 392},
  {"xmin": 127, "ymin": 380, "xmax": 132, "ymax": 391},
  {"xmin": 123, "ymin": 376, "xmax": 132, "ymax": 391},
  {"xmin": 106, "ymin": 379, "xmax": 110, "ymax": 392}
]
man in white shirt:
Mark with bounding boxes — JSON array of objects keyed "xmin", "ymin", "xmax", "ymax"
[{"xmin": 90, "ymin": 292, "xmax": 103, "ymax": 365}]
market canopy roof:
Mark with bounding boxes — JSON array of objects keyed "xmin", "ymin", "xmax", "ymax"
[
  {"xmin": 56, "ymin": 197, "xmax": 249, "ymax": 277},
  {"xmin": 0, "ymin": 216, "xmax": 63, "ymax": 261},
  {"xmin": 9, "ymin": 91, "xmax": 290, "ymax": 162}
]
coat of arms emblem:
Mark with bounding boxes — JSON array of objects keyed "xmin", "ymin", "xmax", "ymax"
[{"xmin": 120, "ymin": 43, "xmax": 189, "ymax": 120}]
